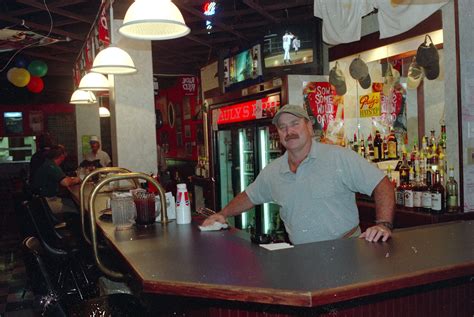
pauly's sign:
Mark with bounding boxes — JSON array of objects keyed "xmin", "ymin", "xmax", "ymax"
[{"xmin": 216, "ymin": 95, "xmax": 280, "ymax": 125}]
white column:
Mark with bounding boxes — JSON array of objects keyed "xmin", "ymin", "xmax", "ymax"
[
  {"xmin": 109, "ymin": 19, "xmax": 158, "ymax": 174},
  {"xmin": 75, "ymin": 103, "xmax": 101, "ymax": 162}
]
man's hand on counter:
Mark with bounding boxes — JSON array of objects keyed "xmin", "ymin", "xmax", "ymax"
[
  {"xmin": 359, "ymin": 224, "xmax": 392, "ymax": 242},
  {"xmin": 201, "ymin": 213, "xmax": 226, "ymax": 227}
]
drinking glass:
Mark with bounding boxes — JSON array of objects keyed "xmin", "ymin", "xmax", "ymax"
[
  {"xmin": 110, "ymin": 196, "xmax": 135, "ymax": 230},
  {"xmin": 133, "ymin": 191, "xmax": 156, "ymax": 227}
]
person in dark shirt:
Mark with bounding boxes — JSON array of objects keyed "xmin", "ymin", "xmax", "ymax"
[
  {"xmin": 31, "ymin": 145, "xmax": 81, "ymax": 214},
  {"xmin": 29, "ymin": 133, "xmax": 53, "ymax": 182}
]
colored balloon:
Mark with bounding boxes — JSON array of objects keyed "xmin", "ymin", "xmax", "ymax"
[
  {"xmin": 9, "ymin": 68, "xmax": 30, "ymax": 87},
  {"xmin": 14, "ymin": 56, "xmax": 28, "ymax": 68},
  {"xmin": 6, "ymin": 67, "xmax": 18, "ymax": 83},
  {"xmin": 28, "ymin": 60, "xmax": 48, "ymax": 77},
  {"xmin": 27, "ymin": 76, "xmax": 44, "ymax": 93}
]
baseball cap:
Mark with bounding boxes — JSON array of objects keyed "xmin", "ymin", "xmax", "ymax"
[
  {"xmin": 272, "ymin": 104, "xmax": 310, "ymax": 125},
  {"xmin": 416, "ymin": 34, "xmax": 440, "ymax": 80},
  {"xmin": 407, "ymin": 57, "xmax": 424, "ymax": 89},
  {"xmin": 89, "ymin": 135, "xmax": 100, "ymax": 143},
  {"xmin": 349, "ymin": 57, "xmax": 371, "ymax": 89},
  {"xmin": 329, "ymin": 62, "xmax": 347, "ymax": 96}
]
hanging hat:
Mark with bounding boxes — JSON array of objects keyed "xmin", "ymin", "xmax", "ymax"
[
  {"xmin": 416, "ymin": 34, "xmax": 440, "ymax": 80},
  {"xmin": 407, "ymin": 57, "xmax": 424, "ymax": 89},
  {"xmin": 329, "ymin": 62, "xmax": 346, "ymax": 96},
  {"xmin": 349, "ymin": 57, "xmax": 371, "ymax": 89},
  {"xmin": 383, "ymin": 63, "xmax": 400, "ymax": 95}
]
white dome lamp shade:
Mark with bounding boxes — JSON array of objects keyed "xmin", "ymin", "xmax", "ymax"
[
  {"xmin": 99, "ymin": 106, "xmax": 111, "ymax": 117},
  {"xmin": 70, "ymin": 89, "xmax": 97, "ymax": 104},
  {"xmin": 78, "ymin": 72, "xmax": 110, "ymax": 91},
  {"xmin": 119, "ymin": 0, "xmax": 191, "ymax": 40},
  {"xmin": 90, "ymin": 46, "xmax": 137, "ymax": 75}
]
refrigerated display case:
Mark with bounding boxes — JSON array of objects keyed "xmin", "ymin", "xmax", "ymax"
[{"xmin": 213, "ymin": 94, "xmax": 283, "ymax": 234}]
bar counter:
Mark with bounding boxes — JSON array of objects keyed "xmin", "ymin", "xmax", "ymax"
[{"xmin": 69, "ymin": 184, "xmax": 474, "ymax": 316}]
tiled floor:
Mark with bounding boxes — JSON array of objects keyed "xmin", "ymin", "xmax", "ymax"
[{"xmin": 0, "ymin": 232, "xmax": 38, "ymax": 317}]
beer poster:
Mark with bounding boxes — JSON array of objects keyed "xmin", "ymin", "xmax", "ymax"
[
  {"xmin": 359, "ymin": 92, "xmax": 381, "ymax": 118},
  {"xmin": 303, "ymin": 82, "xmax": 338, "ymax": 132}
]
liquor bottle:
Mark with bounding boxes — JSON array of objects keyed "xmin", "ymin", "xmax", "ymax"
[
  {"xmin": 359, "ymin": 137, "xmax": 366, "ymax": 158},
  {"xmin": 421, "ymin": 171, "xmax": 432, "ymax": 212},
  {"xmin": 429, "ymin": 130, "xmax": 436, "ymax": 148},
  {"xmin": 395, "ymin": 177, "xmax": 405, "ymax": 206},
  {"xmin": 368, "ymin": 134, "xmax": 375, "ymax": 161},
  {"xmin": 383, "ymin": 136, "xmax": 389, "ymax": 160},
  {"xmin": 373, "ymin": 131, "xmax": 383, "ymax": 162},
  {"xmin": 387, "ymin": 129, "xmax": 398, "ymax": 159},
  {"xmin": 352, "ymin": 133, "xmax": 359, "ymax": 153},
  {"xmin": 446, "ymin": 167, "xmax": 458, "ymax": 213},
  {"xmin": 413, "ymin": 171, "xmax": 425, "ymax": 210},
  {"xmin": 430, "ymin": 170, "xmax": 445, "ymax": 213},
  {"xmin": 387, "ymin": 165, "xmax": 397, "ymax": 188},
  {"xmin": 404, "ymin": 168, "xmax": 415, "ymax": 208},
  {"xmin": 439, "ymin": 123, "xmax": 447, "ymax": 150},
  {"xmin": 399, "ymin": 151, "xmax": 410, "ymax": 185}
]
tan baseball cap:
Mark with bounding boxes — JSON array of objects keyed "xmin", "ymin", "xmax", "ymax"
[{"xmin": 272, "ymin": 104, "xmax": 310, "ymax": 125}]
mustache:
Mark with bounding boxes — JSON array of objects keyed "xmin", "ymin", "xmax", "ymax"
[{"xmin": 285, "ymin": 134, "xmax": 299, "ymax": 141}]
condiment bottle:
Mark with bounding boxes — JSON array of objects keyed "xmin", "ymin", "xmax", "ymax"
[{"xmin": 176, "ymin": 183, "xmax": 191, "ymax": 224}]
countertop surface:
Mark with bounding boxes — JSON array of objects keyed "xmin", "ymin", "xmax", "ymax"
[{"xmin": 70, "ymin": 184, "xmax": 474, "ymax": 307}]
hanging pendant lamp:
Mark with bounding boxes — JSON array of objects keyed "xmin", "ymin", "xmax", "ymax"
[
  {"xmin": 90, "ymin": 46, "xmax": 137, "ymax": 75},
  {"xmin": 70, "ymin": 89, "xmax": 97, "ymax": 104},
  {"xmin": 119, "ymin": 0, "xmax": 190, "ymax": 40},
  {"xmin": 78, "ymin": 72, "xmax": 110, "ymax": 91},
  {"xmin": 99, "ymin": 106, "xmax": 111, "ymax": 117}
]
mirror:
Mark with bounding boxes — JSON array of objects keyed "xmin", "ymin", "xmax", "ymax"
[{"xmin": 168, "ymin": 102, "xmax": 175, "ymax": 128}]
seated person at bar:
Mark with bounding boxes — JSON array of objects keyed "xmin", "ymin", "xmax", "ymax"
[
  {"xmin": 31, "ymin": 145, "xmax": 82, "ymax": 214},
  {"xmin": 203, "ymin": 104, "xmax": 395, "ymax": 244},
  {"xmin": 83, "ymin": 135, "xmax": 111, "ymax": 168},
  {"xmin": 29, "ymin": 132, "xmax": 54, "ymax": 182}
]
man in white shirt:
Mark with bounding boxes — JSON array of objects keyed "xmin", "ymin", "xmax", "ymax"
[
  {"xmin": 84, "ymin": 135, "xmax": 111, "ymax": 167},
  {"xmin": 282, "ymin": 31, "xmax": 294, "ymax": 64}
]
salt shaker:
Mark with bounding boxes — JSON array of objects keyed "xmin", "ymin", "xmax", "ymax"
[{"xmin": 176, "ymin": 183, "xmax": 191, "ymax": 224}]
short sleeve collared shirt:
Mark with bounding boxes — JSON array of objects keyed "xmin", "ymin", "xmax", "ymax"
[
  {"xmin": 246, "ymin": 140, "xmax": 384, "ymax": 244},
  {"xmin": 31, "ymin": 159, "xmax": 66, "ymax": 197}
]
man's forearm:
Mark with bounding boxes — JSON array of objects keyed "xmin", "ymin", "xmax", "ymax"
[
  {"xmin": 373, "ymin": 177, "xmax": 395, "ymax": 223},
  {"xmin": 220, "ymin": 191, "xmax": 255, "ymax": 218}
]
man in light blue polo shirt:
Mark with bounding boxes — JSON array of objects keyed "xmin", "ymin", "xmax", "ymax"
[{"xmin": 203, "ymin": 104, "xmax": 395, "ymax": 244}]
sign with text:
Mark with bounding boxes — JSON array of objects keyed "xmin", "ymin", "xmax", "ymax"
[
  {"xmin": 359, "ymin": 92, "xmax": 381, "ymax": 118},
  {"xmin": 303, "ymin": 82, "xmax": 337, "ymax": 131},
  {"xmin": 180, "ymin": 76, "xmax": 198, "ymax": 96},
  {"xmin": 216, "ymin": 95, "xmax": 280, "ymax": 125}
]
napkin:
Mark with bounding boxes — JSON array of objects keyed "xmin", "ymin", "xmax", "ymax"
[
  {"xmin": 259, "ymin": 243, "xmax": 294, "ymax": 251},
  {"xmin": 198, "ymin": 222, "xmax": 229, "ymax": 231}
]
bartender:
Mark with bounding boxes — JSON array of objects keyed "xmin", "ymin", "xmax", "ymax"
[{"xmin": 203, "ymin": 104, "xmax": 395, "ymax": 244}]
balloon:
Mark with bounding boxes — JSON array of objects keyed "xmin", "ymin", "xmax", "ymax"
[
  {"xmin": 28, "ymin": 60, "xmax": 48, "ymax": 77},
  {"xmin": 9, "ymin": 68, "xmax": 30, "ymax": 87},
  {"xmin": 27, "ymin": 76, "xmax": 44, "ymax": 93},
  {"xmin": 6, "ymin": 67, "xmax": 18, "ymax": 83},
  {"xmin": 14, "ymin": 56, "xmax": 28, "ymax": 68}
]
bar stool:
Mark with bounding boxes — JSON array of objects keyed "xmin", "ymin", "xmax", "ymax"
[{"xmin": 22, "ymin": 236, "xmax": 148, "ymax": 316}]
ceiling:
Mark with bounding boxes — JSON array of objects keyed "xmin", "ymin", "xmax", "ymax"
[{"xmin": 0, "ymin": 0, "xmax": 315, "ymax": 105}]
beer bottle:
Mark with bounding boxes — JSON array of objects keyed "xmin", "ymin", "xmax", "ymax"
[
  {"xmin": 446, "ymin": 167, "xmax": 458, "ymax": 213},
  {"xmin": 368, "ymin": 134, "xmax": 375, "ymax": 161},
  {"xmin": 430, "ymin": 170, "xmax": 445, "ymax": 214}
]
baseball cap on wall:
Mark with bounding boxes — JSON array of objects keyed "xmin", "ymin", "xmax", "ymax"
[
  {"xmin": 272, "ymin": 104, "xmax": 310, "ymax": 125},
  {"xmin": 407, "ymin": 57, "xmax": 424, "ymax": 89},
  {"xmin": 329, "ymin": 62, "xmax": 347, "ymax": 96},
  {"xmin": 349, "ymin": 57, "xmax": 371, "ymax": 89}
]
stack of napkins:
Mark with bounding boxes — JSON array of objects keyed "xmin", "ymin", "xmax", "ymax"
[
  {"xmin": 198, "ymin": 222, "xmax": 229, "ymax": 231},
  {"xmin": 259, "ymin": 243, "xmax": 294, "ymax": 251}
]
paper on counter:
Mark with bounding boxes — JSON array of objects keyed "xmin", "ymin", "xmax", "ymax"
[
  {"xmin": 259, "ymin": 243, "xmax": 294, "ymax": 251},
  {"xmin": 198, "ymin": 222, "xmax": 229, "ymax": 231}
]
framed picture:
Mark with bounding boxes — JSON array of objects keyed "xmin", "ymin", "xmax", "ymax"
[
  {"xmin": 184, "ymin": 125, "xmax": 191, "ymax": 138},
  {"xmin": 29, "ymin": 111, "xmax": 44, "ymax": 133}
]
